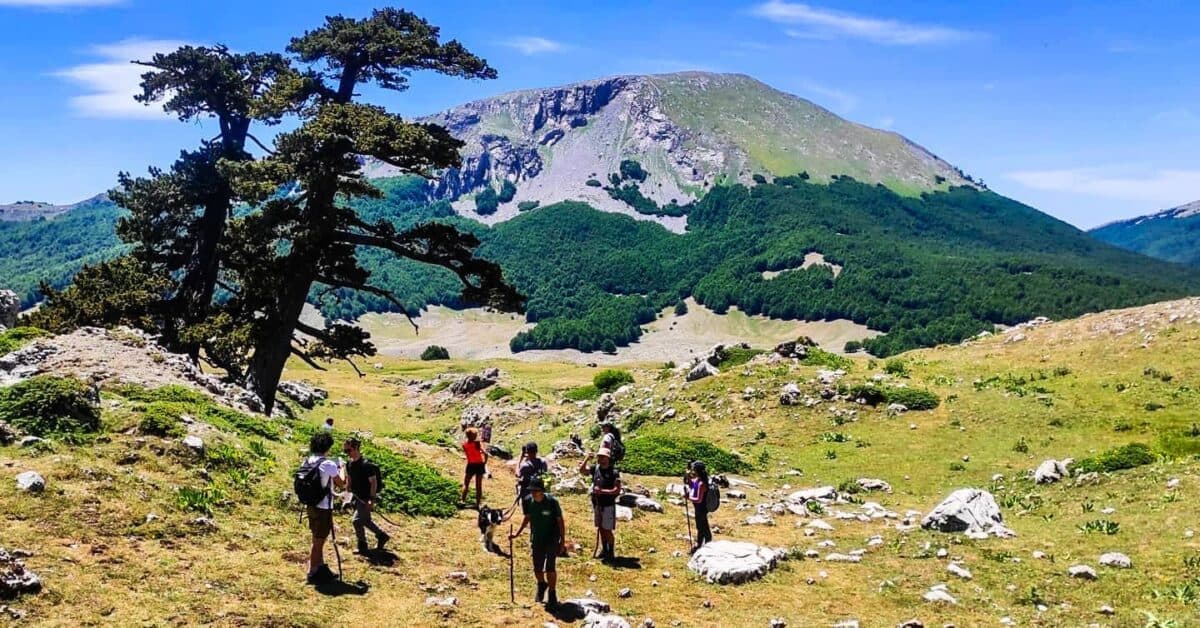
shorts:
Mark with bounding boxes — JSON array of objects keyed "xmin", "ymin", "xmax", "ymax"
[
  {"xmin": 593, "ymin": 504, "xmax": 616, "ymax": 531},
  {"xmin": 531, "ymin": 542, "xmax": 559, "ymax": 572},
  {"xmin": 465, "ymin": 462, "xmax": 487, "ymax": 477},
  {"xmin": 307, "ymin": 506, "xmax": 333, "ymax": 540}
]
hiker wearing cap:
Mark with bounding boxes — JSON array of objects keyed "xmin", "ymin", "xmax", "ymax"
[
  {"xmin": 343, "ymin": 437, "xmax": 389, "ymax": 555},
  {"xmin": 299, "ymin": 431, "xmax": 346, "ymax": 584},
  {"xmin": 461, "ymin": 427, "xmax": 488, "ymax": 509},
  {"xmin": 516, "ymin": 442, "xmax": 548, "ymax": 500},
  {"xmin": 509, "ymin": 477, "xmax": 566, "ymax": 608},
  {"xmin": 686, "ymin": 460, "xmax": 712, "ymax": 553},
  {"xmin": 579, "ymin": 447, "xmax": 622, "ymax": 563}
]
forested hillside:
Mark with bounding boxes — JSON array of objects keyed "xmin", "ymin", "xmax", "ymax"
[
  {"xmin": 1090, "ymin": 201, "xmax": 1200, "ymax": 267},
  {"xmin": 3, "ymin": 176, "xmax": 1197, "ymax": 356},
  {"xmin": 0, "ymin": 197, "xmax": 124, "ymax": 308}
]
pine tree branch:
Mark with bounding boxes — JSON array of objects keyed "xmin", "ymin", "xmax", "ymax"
[
  {"xmin": 245, "ymin": 133, "xmax": 276, "ymax": 155},
  {"xmin": 289, "ymin": 346, "xmax": 328, "ymax": 371},
  {"xmin": 315, "ymin": 274, "xmax": 418, "ymax": 333}
]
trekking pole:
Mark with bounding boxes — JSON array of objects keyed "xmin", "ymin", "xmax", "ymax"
[
  {"xmin": 508, "ymin": 523, "xmax": 515, "ymax": 603},
  {"xmin": 684, "ymin": 498, "xmax": 693, "ymax": 548},
  {"xmin": 331, "ymin": 519, "xmax": 344, "ymax": 581}
]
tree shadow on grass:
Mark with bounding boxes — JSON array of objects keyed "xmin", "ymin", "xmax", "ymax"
[{"xmin": 313, "ymin": 579, "xmax": 370, "ymax": 597}]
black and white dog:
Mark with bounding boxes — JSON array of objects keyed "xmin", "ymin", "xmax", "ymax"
[{"xmin": 477, "ymin": 505, "xmax": 506, "ymax": 553}]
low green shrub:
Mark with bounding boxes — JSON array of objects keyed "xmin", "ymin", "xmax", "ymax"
[
  {"xmin": 885, "ymin": 387, "xmax": 941, "ymax": 411},
  {"xmin": 0, "ymin": 375, "xmax": 100, "ymax": 436},
  {"xmin": 883, "ymin": 359, "xmax": 910, "ymax": 377},
  {"xmin": 205, "ymin": 443, "xmax": 248, "ymax": 470},
  {"xmin": 0, "ymin": 326, "xmax": 48, "ymax": 354},
  {"xmin": 718, "ymin": 347, "xmax": 765, "ymax": 370},
  {"xmin": 621, "ymin": 435, "xmax": 748, "ymax": 476},
  {"xmin": 175, "ymin": 485, "xmax": 226, "ymax": 515},
  {"xmin": 420, "ymin": 345, "xmax": 450, "ymax": 361},
  {"xmin": 1074, "ymin": 443, "xmax": 1155, "ymax": 474},
  {"xmin": 564, "ymin": 385, "xmax": 600, "ymax": 402},
  {"xmin": 801, "ymin": 348, "xmax": 853, "ymax": 370},
  {"xmin": 594, "ymin": 369, "xmax": 634, "ymax": 392},
  {"xmin": 359, "ymin": 440, "xmax": 459, "ymax": 517},
  {"xmin": 1077, "ymin": 519, "xmax": 1120, "ymax": 535},
  {"xmin": 113, "ymin": 383, "xmax": 208, "ymax": 405},
  {"xmin": 486, "ymin": 386, "xmax": 512, "ymax": 401},
  {"xmin": 517, "ymin": 200, "xmax": 540, "ymax": 212},
  {"xmin": 137, "ymin": 401, "xmax": 187, "ymax": 437},
  {"xmin": 625, "ymin": 411, "xmax": 651, "ymax": 433}
]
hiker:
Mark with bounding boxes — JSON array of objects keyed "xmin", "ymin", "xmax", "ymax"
[
  {"xmin": 343, "ymin": 437, "xmax": 389, "ymax": 554},
  {"xmin": 579, "ymin": 447, "xmax": 621, "ymax": 563},
  {"xmin": 599, "ymin": 421, "xmax": 621, "ymax": 453},
  {"xmin": 508, "ymin": 477, "xmax": 565, "ymax": 608},
  {"xmin": 480, "ymin": 422, "xmax": 493, "ymax": 445},
  {"xmin": 687, "ymin": 460, "xmax": 712, "ymax": 552},
  {"xmin": 461, "ymin": 427, "xmax": 488, "ymax": 509},
  {"xmin": 321, "ymin": 417, "xmax": 334, "ymax": 432},
  {"xmin": 516, "ymin": 442, "xmax": 548, "ymax": 500},
  {"xmin": 300, "ymin": 431, "xmax": 346, "ymax": 584}
]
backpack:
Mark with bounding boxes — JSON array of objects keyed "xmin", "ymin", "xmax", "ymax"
[
  {"xmin": 295, "ymin": 457, "xmax": 329, "ymax": 507},
  {"xmin": 609, "ymin": 437, "xmax": 626, "ymax": 464},
  {"xmin": 363, "ymin": 458, "xmax": 384, "ymax": 493},
  {"xmin": 704, "ymin": 480, "xmax": 721, "ymax": 513}
]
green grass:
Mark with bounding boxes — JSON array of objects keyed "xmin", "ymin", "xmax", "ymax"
[
  {"xmin": 718, "ymin": 346, "xmax": 766, "ymax": 369},
  {"xmin": 621, "ymin": 434, "xmax": 749, "ymax": 476},
  {"xmin": 0, "ymin": 375, "xmax": 100, "ymax": 436},
  {"xmin": 0, "ymin": 326, "xmax": 48, "ymax": 354}
]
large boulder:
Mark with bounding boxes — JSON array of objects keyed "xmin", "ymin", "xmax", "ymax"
[
  {"xmin": 687, "ymin": 540, "xmax": 785, "ymax": 584},
  {"xmin": 15, "ymin": 471, "xmax": 45, "ymax": 493},
  {"xmin": 0, "ymin": 546, "xmax": 42, "ymax": 599},
  {"xmin": 557, "ymin": 598, "xmax": 611, "ymax": 621},
  {"xmin": 596, "ymin": 393, "xmax": 617, "ymax": 422},
  {"xmin": 0, "ymin": 420, "xmax": 18, "ymax": 446},
  {"xmin": 1033, "ymin": 459, "xmax": 1071, "ymax": 484},
  {"xmin": 553, "ymin": 476, "xmax": 588, "ymax": 495},
  {"xmin": 277, "ymin": 380, "xmax": 328, "ymax": 409},
  {"xmin": 0, "ymin": 290, "xmax": 19, "ymax": 330},
  {"xmin": 584, "ymin": 613, "xmax": 631, "ymax": 628},
  {"xmin": 450, "ymin": 371, "xmax": 497, "ymax": 396},
  {"xmin": 921, "ymin": 489, "xmax": 1015, "ymax": 538},
  {"xmin": 778, "ymin": 383, "xmax": 802, "ymax": 406},
  {"xmin": 552, "ymin": 439, "xmax": 585, "ymax": 458},
  {"xmin": 618, "ymin": 493, "xmax": 664, "ymax": 513},
  {"xmin": 686, "ymin": 361, "xmax": 719, "ymax": 382}
]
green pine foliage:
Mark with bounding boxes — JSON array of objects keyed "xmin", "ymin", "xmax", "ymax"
[
  {"xmin": 517, "ymin": 200, "xmax": 540, "ymax": 212},
  {"xmin": 498, "ymin": 180, "xmax": 517, "ymax": 203},
  {"xmin": 621, "ymin": 435, "xmax": 748, "ymax": 476},
  {"xmin": 593, "ymin": 369, "xmax": 634, "ymax": 392},
  {"xmin": 0, "ymin": 376, "xmax": 101, "ymax": 436},
  {"xmin": 474, "ymin": 187, "xmax": 499, "ymax": 215},
  {"xmin": 420, "ymin": 345, "xmax": 450, "ymax": 360}
]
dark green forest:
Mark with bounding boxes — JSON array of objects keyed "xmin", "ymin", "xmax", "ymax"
[
  {"xmin": 4, "ymin": 176, "xmax": 1197, "ymax": 356},
  {"xmin": 1091, "ymin": 212, "xmax": 1200, "ymax": 267}
]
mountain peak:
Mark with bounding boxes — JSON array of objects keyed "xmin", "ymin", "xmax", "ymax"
[{"xmin": 379, "ymin": 72, "xmax": 972, "ymax": 232}]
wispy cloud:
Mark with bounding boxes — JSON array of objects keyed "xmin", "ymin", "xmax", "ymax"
[
  {"xmin": 791, "ymin": 80, "xmax": 858, "ymax": 114},
  {"xmin": 0, "ymin": 0, "xmax": 123, "ymax": 6},
  {"xmin": 875, "ymin": 116, "xmax": 895, "ymax": 129},
  {"xmin": 502, "ymin": 36, "xmax": 567, "ymax": 56},
  {"xmin": 752, "ymin": 1, "xmax": 976, "ymax": 45},
  {"xmin": 54, "ymin": 39, "xmax": 192, "ymax": 119},
  {"xmin": 1006, "ymin": 167, "xmax": 1200, "ymax": 206}
]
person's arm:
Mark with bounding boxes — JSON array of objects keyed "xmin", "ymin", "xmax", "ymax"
[
  {"xmin": 509, "ymin": 515, "xmax": 529, "ymax": 538},
  {"xmin": 578, "ymin": 454, "xmax": 592, "ymax": 475},
  {"xmin": 367, "ymin": 474, "xmax": 378, "ymax": 509},
  {"xmin": 557, "ymin": 516, "xmax": 566, "ymax": 552},
  {"xmin": 691, "ymin": 480, "xmax": 706, "ymax": 504},
  {"xmin": 602, "ymin": 476, "xmax": 622, "ymax": 497},
  {"xmin": 331, "ymin": 460, "xmax": 347, "ymax": 490}
]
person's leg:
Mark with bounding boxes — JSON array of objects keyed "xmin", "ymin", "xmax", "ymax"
[
  {"xmin": 351, "ymin": 500, "xmax": 369, "ymax": 551},
  {"xmin": 461, "ymin": 469, "xmax": 471, "ymax": 502},
  {"xmin": 309, "ymin": 533, "xmax": 325, "ymax": 573},
  {"xmin": 545, "ymin": 549, "xmax": 558, "ymax": 606},
  {"xmin": 474, "ymin": 472, "xmax": 483, "ymax": 509},
  {"xmin": 532, "ymin": 546, "xmax": 548, "ymax": 602}
]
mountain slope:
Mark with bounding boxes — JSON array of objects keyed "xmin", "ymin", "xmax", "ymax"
[
  {"xmin": 1090, "ymin": 199, "xmax": 1200, "ymax": 267},
  {"xmin": 369, "ymin": 72, "xmax": 973, "ymax": 232}
]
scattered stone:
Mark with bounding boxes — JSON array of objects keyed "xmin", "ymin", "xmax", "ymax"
[
  {"xmin": 922, "ymin": 585, "xmax": 957, "ymax": 604},
  {"xmin": 786, "ymin": 486, "xmax": 837, "ymax": 504},
  {"xmin": 449, "ymin": 371, "xmax": 497, "ymax": 396},
  {"xmin": 552, "ymin": 439, "xmax": 585, "ymax": 458},
  {"xmin": 182, "ymin": 435, "xmax": 205, "ymax": 455},
  {"xmin": 746, "ymin": 514, "xmax": 774, "ymax": 526},
  {"xmin": 921, "ymin": 489, "xmax": 1015, "ymax": 538},
  {"xmin": 1098, "ymin": 552, "xmax": 1131, "ymax": 569},
  {"xmin": 779, "ymin": 383, "xmax": 802, "ymax": 406},
  {"xmin": 583, "ymin": 613, "xmax": 630, "ymax": 628},
  {"xmin": 1167, "ymin": 478, "xmax": 1180, "ymax": 489},
  {"xmin": 936, "ymin": 548, "xmax": 948, "ymax": 559},
  {"xmin": 1033, "ymin": 458, "xmax": 1071, "ymax": 484},
  {"xmin": 897, "ymin": 621, "xmax": 924, "ymax": 628},
  {"xmin": 946, "ymin": 563, "xmax": 972, "ymax": 580},
  {"xmin": 686, "ymin": 361, "xmax": 719, "ymax": 382},
  {"xmin": 1068, "ymin": 564, "xmax": 1098, "ymax": 580},
  {"xmin": 17, "ymin": 436, "xmax": 43, "ymax": 448},
  {"xmin": 769, "ymin": 619, "xmax": 786, "ymax": 628},
  {"xmin": 725, "ymin": 490, "xmax": 747, "ymax": 500},
  {"xmin": 1097, "ymin": 605, "xmax": 1115, "ymax": 615},
  {"xmin": 832, "ymin": 620, "xmax": 859, "ymax": 628},
  {"xmin": 618, "ymin": 587, "xmax": 632, "ymax": 598},
  {"xmin": 1032, "ymin": 551, "xmax": 1047, "ymax": 560},
  {"xmin": 425, "ymin": 596, "xmax": 458, "ymax": 607},
  {"xmin": 618, "ymin": 493, "xmax": 664, "ymax": 512},
  {"xmin": 886, "ymin": 403, "xmax": 908, "ymax": 415},
  {"xmin": 0, "ymin": 421, "xmax": 17, "ymax": 446},
  {"xmin": 615, "ymin": 506, "xmax": 634, "ymax": 522},
  {"xmin": 805, "ymin": 519, "xmax": 834, "ymax": 532},
  {"xmin": 824, "ymin": 553, "xmax": 861, "ymax": 563},
  {"xmin": 687, "ymin": 540, "xmax": 785, "ymax": 584},
  {"xmin": 277, "ymin": 380, "xmax": 328, "ymax": 409},
  {"xmin": 558, "ymin": 598, "xmax": 610, "ymax": 618},
  {"xmin": 856, "ymin": 478, "xmax": 892, "ymax": 493},
  {"xmin": 447, "ymin": 571, "xmax": 470, "ymax": 583},
  {"xmin": 596, "ymin": 393, "xmax": 617, "ymax": 422},
  {"xmin": 486, "ymin": 444, "xmax": 513, "ymax": 460},
  {"xmin": 0, "ymin": 290, "xmax": 18, "ymax": 329},
  {"xmin": 0, "ymin": 546, "xmax": 42, "ymax": 599},
  {"xmin": 14, "ymin": 471, "xmax": 44, "ymax": 493}
]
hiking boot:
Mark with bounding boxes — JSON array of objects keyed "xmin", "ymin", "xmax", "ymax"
[
  {"xmin": 306, "ymin": 564, "xmax": 335, "ymax": 584},
  {"xmin": 545, "ymin": 588, "xmax": 558, "ymax": 608},
  {"xmin": 355, "ymin": 541, "xmax": 370, "ymax": 555},
  {"xmin": 535, "ymin": 582, "xmax": 547, "ymax": 603},
  {"xmin": 376, "ymin": 532, "xmax": 390, "ymax": 551}
]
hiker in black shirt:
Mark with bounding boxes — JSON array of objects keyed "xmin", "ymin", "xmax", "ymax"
[
  {"xmin": 343, "ymin": 437, "xmax": 389, "ymax": 554},
  {"xmin": 579, "ymin": 447, "xmax": 621, "ymax": 563}
]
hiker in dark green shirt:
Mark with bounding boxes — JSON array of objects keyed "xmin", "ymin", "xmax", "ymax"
[{"xmin": 509, "ymin": 477, "xmax": 566, "ymax": 608}]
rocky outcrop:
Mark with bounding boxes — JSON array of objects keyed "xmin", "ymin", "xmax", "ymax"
[
  {"xmin": 277, "ymin": 381, "xmax": 328, "ymax": 409},
  {"xmin": 0, "ymin": 547, "xmax": 41, "ymax": 600},
  {"xmin": 1033, "ymin": 458, "xmax": 1071, "ymax": 484},
  {"xmin": 687, "ymin": 540, "xmax": 786, "ymax": 584},
  {"xmin": 0, "ymin": 290, "xmax": 18, "ymax": 329},
  {"xmin": 922, "ymin": 489, "xmax": 1015, "ymax": 538},
  {"xmin": 449, "ymin": 370, "xmax": 497, "ymax": 396}
]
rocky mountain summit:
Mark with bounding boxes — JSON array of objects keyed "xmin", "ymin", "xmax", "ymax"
[{"xmin": 369, "ymin": 72, "xmax": 972, "ymax": 232}]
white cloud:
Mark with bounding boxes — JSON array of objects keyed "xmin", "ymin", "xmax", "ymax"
[
  {"xmin": 0, "ymin": 0, "xmax": 122, "ymax": 6},
  {"xmin": 752, "ymin": 1, "xmax": 975, "ymax": 45},
  {"xmin": 875, "ymin": 116, "xmax": 895, "ymax": 129},
  {"xmin": 54, "ymin": 39, "xmax": 192, "ymax": 119},
  {"xmin": 792, "ymin": 80, "xmax": 858, "ymax": 114},
  {"xmin": 502, "ymin": 36, "xmax": 567, "ymax": 55},
  {"xmin": 1006, "ymin": 167, "xmax": 1200, "ymax": 206}
]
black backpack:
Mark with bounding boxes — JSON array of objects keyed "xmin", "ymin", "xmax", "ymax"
[
  {"xmin": 363, "ymin": 459, "xmax": 384, "ymax": 492},
  {"xmin": 704, "ymin": 479, "xmax": 721, "ymax": 513},
  {"xmin": 295, "ymin": 457, "xmax": 329, "ymax": 507},
  {"xmin": 610, "ymin": 437, "xmax": 626, "ymax": 464}
]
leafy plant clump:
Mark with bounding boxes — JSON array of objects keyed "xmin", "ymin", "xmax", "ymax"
[
  {"xmin": 593, "ymin": 369, "xmax": 634, "ymax": 392},
  {"xmin": 517, "ymin": 200, "xmax": 540, "ymax": 212},
  {"xmin": 115, "ymin": 383, "xmax": 284, "ymax": 441},
  {"xmin": 359, "ymin": 440, "xmax": 459, "ymax": 517},
  {"xmin": 621, "ymin": 435, "xmax": 748, "ymax": 476},
  {"xmin": 0, "ymin": 326, "xmax": 48, "ymax": 355},
  {"xmin": 137, "ymin": 401, "xmax": 188, "ymax": 437},
  {"xmin": 420, "ymin": 345, "xmax": 450, "ymax": 361},
  {"xmin": 883, "ymin": 387, "xmax": 941, "ymax": 411},
  {"xmin": 485, "ymin": 386, "xmax": 512, "ymax": 401},
  {"xmin": 564, "ymin": 385, "xmax": 600, "ymax": 402},
  {"xmin": 1073, "ymin": 443, "xmax": 1156, "ymax": 474},
  {"xmin": 801, "ymin": 348, "xmax": 853, "ymax": 370},
  {"xmin": 0, "ymin": 375, "xmax": 100, "ymax": 436},
  {"xmin": 718, "ymin": 346, "xmax": 766, "ymax": 369}
]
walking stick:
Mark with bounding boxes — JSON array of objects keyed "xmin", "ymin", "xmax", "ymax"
[
  {"xmin": 684, "ymin": 497, "xmax": 693, "ymax": 548},
  {"xmin": 508, "ymin": 523, "xmax": 515, "ymax": 603}
]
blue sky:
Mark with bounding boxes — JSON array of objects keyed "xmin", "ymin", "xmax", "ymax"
[{"xmin": 0, "ymin": 0, "xmax": 1197, "ymax": 228}]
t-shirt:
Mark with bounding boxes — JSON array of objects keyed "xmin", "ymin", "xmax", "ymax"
[
  {"xmin": 522, "ymin": 494, "xmax": 563, "ymax": 546},
  {"xmin": 687, "ymin": 477, "xmax": 707, "ymax": 504},
  {"xmin": 589, "ymin": 463, "xmax": 620, "ymax": 507},
  {"xmin": 347, "ymin": 457, "xmax": 378, "ymax": 501},
  {"xmin": 305, "ymin": 455, "xmax": 340, "ymax": 510},
  {"xmin": 480, "ymin": 425, "xmax": 492, "ymax": 442},
  {"xmin": 518, "ymin": 457, "xmax": 547, "ymax": 493},
  {"xmin": 600, "ymin": 432, "xmax": 617, "ymax": 451},
  {"xmin": 463, "ymin": 440, "xmax": 485, "ymax": 464}
]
